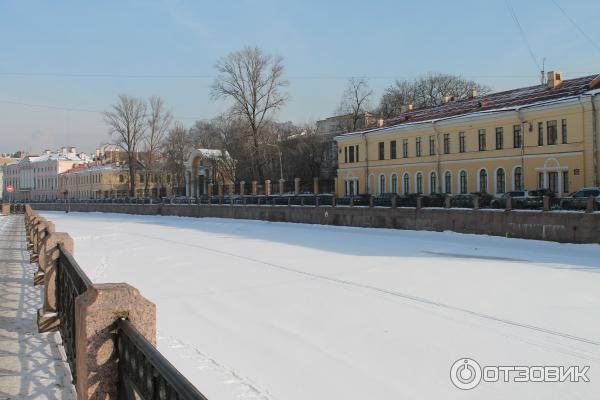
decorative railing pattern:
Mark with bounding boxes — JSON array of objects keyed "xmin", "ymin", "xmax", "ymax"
[
  {"xmin": 117, "ymin": 319, "xmax": 208, "ymax": 400},
  {"xmin": 56, "ymin": 244, "xmax": 92, "ymax": 382}
]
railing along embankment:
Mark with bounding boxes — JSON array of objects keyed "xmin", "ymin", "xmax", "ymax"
[{"xmin": 22, "ymin": 204, "xmax": 208, "ymax": 400}]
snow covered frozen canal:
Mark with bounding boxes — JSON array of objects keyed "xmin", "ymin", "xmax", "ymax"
[{"xmin": 41, "ymin": 211, "xmax": 600, "ymax": 399}]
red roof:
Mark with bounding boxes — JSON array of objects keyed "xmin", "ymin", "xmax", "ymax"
[{"xmin": 352, "ymin": 74, "xmax": 600, "ymax": 134}]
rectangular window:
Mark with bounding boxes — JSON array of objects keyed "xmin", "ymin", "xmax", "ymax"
[
  {"xmin": 349, "ymin": 145, "xmax": 355, "ymax": 163},
  {"xmin": 429, "ymin": 136, "xmax": 436, "ymax": 155},
  {"xmin": 459, "ymin": 132, "xmax": 466, "ymax": 153},
  {"xmin": 344, "ymin": 147, "xmax": 348, "ymax": 163},
  {"xmin": 538, "ymin": 172, "xmax": 544, "ymax": 189},
  {"xmin": 390, "ymin": 140, "xmax": 397, "ymax": 159},
  {"xmin": 538, "ymin": 122, "xmax": 544, "ymax": 146},
  {"xmin": 443, "ymin": 133, "xmax": 450, "ymax": 154},
  {"xmin": 561, "ymin": 119, "xmax": 568, "ymax": 144},
  {"xmin": 547, "ymin": 120, "xmax": 557, "ymax": 145},
  {"xmin": 513, "ymin": 125, "xmax": 522, "ymax": 148},
  {"xmin": 416, "ymin": 137, "xmax": 422, "ymax": 157},
  {"xmin": 563, "ymin": 171, "xmax": 569, "ymax": 193},
  {"xmin": 355, "ymin": 145, "xmax": 359, "ymax": 162},
  {"xmin": 402, "ymin": 139, "xmax": 408, "ymax": 158},
  {"xmin": 378, "ymin": 142, "xmax": 385, "ymax": 160},
  {"xmin": 478, "ymin": 129, "xmax": 486, "ymax": 151},
  {"xmin": 495, "ymin": 127, "xmax": 503, "ymax": 150}
]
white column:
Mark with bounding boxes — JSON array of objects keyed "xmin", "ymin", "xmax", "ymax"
[
  {"xmin": 185, "ymin": 172, "xmax": 190, "ymax": 197},
  {"xmin": 543, "ymin": 171, "xmax": 548, "ymax": 189},
  {"xmin": 557, "ymin": 170, "xmax": 563, "ymax": 195}
]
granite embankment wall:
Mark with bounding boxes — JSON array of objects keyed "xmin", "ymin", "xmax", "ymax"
[{"xmin": 30, "ymin": 202, "xmax": 600, "ymax": 244}]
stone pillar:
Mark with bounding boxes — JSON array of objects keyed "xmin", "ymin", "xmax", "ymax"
[
  {"xmin": 332, "ymin": 196, "xmax": 337, "ymax": 207},
  {"xmin": 240, "ymin": 181, "xmax": 245, "ymax": 196},
  {"xmin": 1, "ymin": 203, "xmax": 9, "ymax": 215},
  {"xmin": 207, "ymin": 183, "xmax": 213, "ymax": 197},
  {"xmin": 218, "ymin": 183, "xmax": 223, "ymax": 197},
  {"xmin": 185, "ymin": 172, "xmax": 190, "ymax": 197},
  {"xmin": 294, "ymin": 178, "xmax": 300, "ymax": 195},
  {"xmin": 506, "ymin": 196, "xmax": 512, "ymax": 211},
  {"xmin": 586, "ymin": 196, "xmax": 595, "ymax": 213},
  {"xmin": 473, "ymin": 195, "xmax": 480, "ymax": 210},
  {"xmin": 369, "ymin": 195, "xmax": 374, "ymax": 207},
  {"xmin": 444, "ymin": 196, "xmax": 451, "ymax": 209},
  {"xmin": 265, "ymin": 180, "xmax": 272, "ymax": 196},
  {"xmin": 313, "ymin": 177, "xmax": 319, "ymax": 195},
  {"xmin": 392, "ymin": 195, "xmax": 398, "ymax": 208},
  {"xmin": 37, "ymin": 232, "xmax": 73, "ymax": 333},
  {"xmin": 227, "ymin": 182, "xmax": 234, "ymax": 196},
  {"xmin": 315, "ymin": 196, "xmax": 320, "ymax": 207},
  {"xmin": 416, "ymin": 196, "xmax": 423, "ymax": 210},
  {"xmin": 300, "ymin": 197, "xmax": 305, "ymax": 207},
  {"xmin": 252, "ymin": 181, "xmax": 258, "ymax": 195},
  {"xmin": 279, "ymin": 179, "xmax": 285, "ymax": 194},
  {"xmin": 543, "ymin": 196, "xmax": 550, "ymax": 211},
  {"xmin": 75, "ymin": 283, "xmax": 156, "ymax": 400},
  {"xmin": 287, "ymin": 197, "xmax": 292, "ymax": 207}
]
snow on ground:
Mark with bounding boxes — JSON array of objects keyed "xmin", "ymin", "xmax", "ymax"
[{"xmin": 41, "ymin": 211, "xmax": 600, "ymax": 400}]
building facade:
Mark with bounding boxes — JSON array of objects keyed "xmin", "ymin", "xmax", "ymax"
[
  {"xmin": 184, "ymin": 149, "xmax": 234, "ymax": 196},
  {"xmin": 335, "ymin": 72, "xmax": 600, "ymax": 197},
  {"xmin": 1, "ymin": 148, "xmax": 90, "ymax": 201}
]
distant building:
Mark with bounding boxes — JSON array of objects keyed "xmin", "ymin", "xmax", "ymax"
[
  {"xmin": 336, "ymin": 71, "xmax": 600, "ymax": 197},
  {"xmin": 184, "ymin": 149, "xmax": 234, "ymax": 196},
  {"xmin": 1, "ymin": 147, "xmax": 91, "ymax": 201},
  {"xmin": 0, "ymin": 157, "xmax": 21, "ymax": 200}
]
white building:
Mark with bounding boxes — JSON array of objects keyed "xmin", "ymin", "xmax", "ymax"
[{"xmin": 1, "ymin": 147, "xmax": 91, "ymax": 202}]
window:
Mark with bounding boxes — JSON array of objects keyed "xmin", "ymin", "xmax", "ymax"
[
  {"xmin": 563, "ymin": 171, "xmax": 569, "ymax": 193},
  {"xmin": 378, "ymin": 142, "xmax": 385, "ymax": 160},
  {"xmin": 548, "ymin": 172, "xmax": 558, "ymax": 194},
  {"xmin": 391, "ymin": 174, "xmax": 398, "ymax": 193},
  {"xmin": 561, "ymin": 119, "xmax": 568, "ymax": 144},
  {"xmin": 349, "ymin": 146, "xmax": 355, "ymax": 163},
  {"xmin": 416, "ymin": 173, "xmax": 423, "ymax": 193},
  {"xmin": 390, "ymin": 141, "xmax": 397, "ymax": 159},
  {"xmin": 538, "ymin": 122, "xmax": 544, "ymax": 146},
  {"xmin": 547, "ymin": 120, "xmax": 557, "ymax": 145},
  {"xmin": 429, "ymin": 136, "xmax": 436, "ymax": 155},
  {"xmin": 538, "ymin": 172, "xmax": 544, "ymax": 189},
  {"xmin": 355, "ymin": 145, "xmax": 359, "ymax": 162},
  {"xmin": 416, "ymin": 137, "xmax": 422, "ymax": 157},
  {"xmin": 139, "ymin": 174, "xmax": 144, "ymax": 183},
  {"xmin": 443, "ymin": 134, "xmax": 450, "ymax": 154},
  {"xmin": 478, "ymin": 129, "xmax": 486, "ymax": 151},
  {"xmin": 119, "ymin": 174, "xmax": 124, "ymax": 183},
  {"xmin": 514, "ymin": 167, "xmax": 523, "ymax": 191},
  {"xmin": 513, "ymin": 125, "xmax": 522, "ymax": 148},
  {"xmin": 460, "ymin": 171, "xmax": 468, "ymax": 194},
  {"xmin": 496, "ymin": 168, "xmax": 505, "ymax": 194},
  {"xmin": 403, "ymin": 173, "xmax": 410, "ymax": 194},
  {"xmin": 479, "ymin": 169, "xmax": 488, "ymax": 193},
  {"xmin": 459, "ymin": 132, "xmax": 466, "ymax": 153},
  {"xmin": 402, "ymin": 139, "xmax": 409, "ymax": 158},
  {"xmin": 379, "ymin": 174, "xmax": 386, "ymax": 194},
  {"xmin": 495, "ymin": 127, "xmax": 503, "ymax": 150},
  {"xmin": 344, "ymin": 147, "xmax": 348, "ymax": 163},
  {"xmin": 444, "ymin": 171, "xmax": 452, "ymax": 194},
  {"xmin": 429, "ymin": 172, "xmax": 437, "ymax": 194}
]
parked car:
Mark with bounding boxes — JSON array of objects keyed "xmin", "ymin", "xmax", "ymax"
[
  {"xmin": 560, "ymin": 188, "xmax": 600, "ymax": 210},
  {"xmin": 470, "ymin": 192, "xmax": 494, "ymax": 208},
  {"xmin": 490, "ymin": 191, "xmax": 528, "ymax": 208}
]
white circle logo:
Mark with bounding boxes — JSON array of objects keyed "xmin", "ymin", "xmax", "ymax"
[{"xmin": 450, "ymin": 358, "xmax": 482, "ymax": 390}]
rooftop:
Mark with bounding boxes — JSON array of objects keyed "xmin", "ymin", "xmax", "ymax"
[{"xmin": 337, "ymin": 73, "xmax": 600, "ymax": 138}]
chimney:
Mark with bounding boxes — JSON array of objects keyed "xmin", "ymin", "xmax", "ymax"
[
  {"xmin": 407, "ymin": 103, "xmax": 413, "ymax": 111},
  {"xmin": 377, "ymin": 114, "xmax": 384, "ymax": 128},
  {"xmin": 442, "ymin": 96, "xmax": 450, "ymax": 104},
  {"xmin": 547, "ymin": 71, "xmax": 562, "ymax": 89},
  {"xmin": 469, "ymin": 88, "xmax": 478, "ymax": 98}
]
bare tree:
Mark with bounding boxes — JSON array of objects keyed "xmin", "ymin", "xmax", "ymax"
[
  {"xmin": 211, "ymin": 46, "xmax": 288, "ymax": 181},
  {"xmin": 338, "ymin": 77, "xmax": 374, "ymax": 132},
  {"xmin": 144, "ymin": 96, "xmax": 172, "ymax": 194},
  {"xmin": 103, "ymin": 95, "xmax": 147, "ymax": 196},
  {"xmin": 163, "ymin": 122, "xmax": 192, "ymax": 195},
  {"xmin": 379, "ymin": 73, "xmax": 492, "ymax": 117}
]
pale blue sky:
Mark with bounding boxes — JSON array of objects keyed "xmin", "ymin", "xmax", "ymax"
[{"xmin": 1, "ymin": 0, "xmax": 599, "ymax": 153}]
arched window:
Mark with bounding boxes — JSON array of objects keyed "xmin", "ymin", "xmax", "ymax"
[
  {"xmin": 416, "ymin": 172, "xmax": 423, "ymax": 194},
  {"xmin": 496, "ymin": 168, "xmax": 506, "ymax": 194},
  {"xmin": 460, "ymin": 171, "xmax": 468, "ymax": 194},
  {"xmin": 514, "ymin": 167, "xmax": 523, "ymax": 191},
  {"xmin": 119, "ymin": 174, "xmax": 124, "ymax": 183},
  {"xmin": 444, "ymin": 171, "xmax": 452, "ymax": 194},
  {"xmin": 391, "ymin": 174, "xmax": 398, "ymax": 194},
  {"xmin": 403, "ymin": 173, "xmax": 410, "ymax": 194},
  {"xmin": 379, "ymin": 174, "xmax": 386, "ymax": 194},
  {"xmin": 479, "ymin": 169, "xmax": 488, "ymax": 193},
  {"xmin": 429, "ymin": 172, "xmax": 437, "ymax": 194}
]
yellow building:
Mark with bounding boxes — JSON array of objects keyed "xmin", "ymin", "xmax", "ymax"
[
  {"xmin": 58, "ymin": 163, "xmax": 175, "ymax": 199},
  {"xmin": 335, "ymin": 72, "xmax": 600, "ymax": 197}
]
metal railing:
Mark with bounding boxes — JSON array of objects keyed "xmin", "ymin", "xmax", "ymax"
[
  {"xmin": 117, "ymin": 319, "xmax": 208, "ymax": 400},
  {"xmin": 56, "ymin": 244, "xmax": 92, "ymax": 382}
]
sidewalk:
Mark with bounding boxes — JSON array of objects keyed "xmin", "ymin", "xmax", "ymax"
[{"xmin": 0, "ymin": 214, "xmax": 76, "ymax": 399}]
